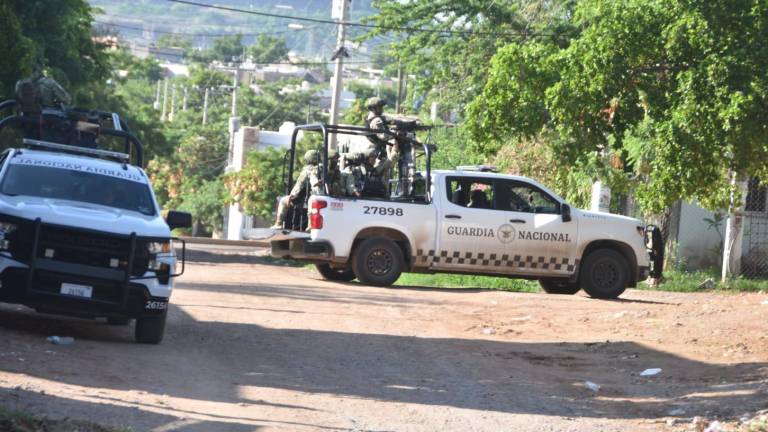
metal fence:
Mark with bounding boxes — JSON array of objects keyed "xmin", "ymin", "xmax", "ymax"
[{"xmin": 740, "ymin": 178, "xmax": 768, "ymax": 278}]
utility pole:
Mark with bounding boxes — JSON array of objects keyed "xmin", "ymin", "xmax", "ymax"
[
  {"xmin": 169, "ymin": 84, "xmax": 176, "ymax": 122},
  {"xmin": 161, "ymin": 78, "xmax": 169, "ymax": 121},
  {"xmin": 153, "ymin": 80, "xmax": 161, "ymax": 110},
  {"xmin": 395, "ymin": 63, "xmax": 404, "ymax": 114},
  {"xmin": 182, "ymin": 86, "xmax": 188, "ymax": 111},
  {"xmin": 202, "ymin": 87, "xmax": 209, "ymax": 126},
  {"xmin": 228, "ymin": 69, "xmax": 239, "ymax": 166},
  {"xmin": 329, "ymin": 0, "xmax": 351, "ymax": 150}
]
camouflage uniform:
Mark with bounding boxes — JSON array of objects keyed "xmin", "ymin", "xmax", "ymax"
[
  {"xmin": 36, "ymin": 76, "xmax": 71, "ymax": 107},
  {"xmin": 325, "ymin": 149, "xmax": 344, "ymax": 196},
  {"xmin": 362, "ymin": 145, "xmax": 399, "ymax": 198},
  {"xmin": 15, "ymin": 70, "xmax": 72, "ymax": 108},
  {"xmin": 364, "ymin": 97, "xmax": 390, "ymax": 149},
  {"xmin": 272, "ymin": 150, "xmax": 321, "ymax": 228},
  {"xmin": 341, "ymin": 153, "xmax": 365, "ymax": 197}
]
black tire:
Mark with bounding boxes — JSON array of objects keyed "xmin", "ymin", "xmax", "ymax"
[
  {"xmin": 579, "ymin": 249, "xmax": 630, "ymax": 299},
  {"xmin": 315, "ymin": 263, "xmax": 356, "ymax": 282},
  {"xmin": 351, "ymin": 237, "xmax": 404, "ymax": 287},
  {"xmin": 539, "ymin": 279, "xmax": 581, "ymax": 295},
  {"xmin": 135, "ymin": 311, "xmax": 167, "ymax": 344},
  {"xmin": 106, "ymin": 317, "xmax": 132, "ymax": 326}
]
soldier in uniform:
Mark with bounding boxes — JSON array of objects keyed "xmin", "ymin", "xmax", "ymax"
[
  {"xmin": 341, "ymin": 152, "xmax": 365, "ymax": 198},
  {"xmin": 272, "ymin": 149, "xmax": 322, "ymax": 229},
  {"xmin": 324, "ymin": 148, "xmax": 344, "ymax": 196},
  {"xmin": 364, "ymin": 97, "xmax": 390, "ymax": 150},
  {"xmin": 361, "ymin": 142, "xmax": 399, "ymax": 198},
  {"xmin": 15, "ymin": 61, "xmax": 72, "ymax": 109}
]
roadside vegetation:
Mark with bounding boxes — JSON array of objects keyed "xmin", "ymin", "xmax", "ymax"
[{"xmin": 391, "ymin": 269, "xmax": 768, "ymax": 294}]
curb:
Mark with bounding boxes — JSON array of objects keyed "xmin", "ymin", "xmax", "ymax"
[{"xmin": 179, "ymin": 236, "xmax": 269, "ymax": 248}]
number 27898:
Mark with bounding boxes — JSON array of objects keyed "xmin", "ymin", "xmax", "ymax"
[{"xmin": 363, "ymin": 206, "xmax": 404, "ymax": 216}]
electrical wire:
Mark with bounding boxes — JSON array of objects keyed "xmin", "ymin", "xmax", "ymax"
[
  {"xmin": 164, "ymin": 0, "xmax": 563, "ymax": 38},
  {"xmin": 94, "ymin": 20, "xmax": 317, "ymax": 37}
]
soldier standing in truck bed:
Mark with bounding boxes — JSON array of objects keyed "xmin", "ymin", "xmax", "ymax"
[{"xmin": 272, "ymin": 150, "xmax": 322, "ymax": 229}]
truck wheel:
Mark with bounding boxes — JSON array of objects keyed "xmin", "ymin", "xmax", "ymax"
[
  {"xmin": 135, "ymin": 311, "xmax": 167, "ymax": 344},
  {"xmin": 107, "ymin": 317, "xmax": 132, "ymax": 326},
  {"xmin": 315, "ymin": 263, "xmax": 356, "ymax": 282},
  {"xmin": 539, "ymin": 279, "xmax": 580, "ymax": 295},
  {"xmin": 580, "ymin": 249, "xmax": 629, "ymax": 299},
  {"xmin": 352, "ymin": 237, "xmax": 404, "ymax": 287}
]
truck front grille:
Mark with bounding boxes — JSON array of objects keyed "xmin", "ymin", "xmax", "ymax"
[{"xmin": 9, "ymin": 222, "xmax": 149, "ymax": 276}]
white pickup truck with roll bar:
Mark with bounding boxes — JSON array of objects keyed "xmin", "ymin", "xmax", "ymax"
[
  {"xmin": 266, "ymin": 123, "xmax": 664, "ymax": 299},
  {"xmin": 0, "ymin": 98, "xmax": 192, "ymax": 343}
]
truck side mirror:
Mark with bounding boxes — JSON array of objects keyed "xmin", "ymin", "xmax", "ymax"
[
  {"xmin": 561, "ymin": 204, "xmax": 572, "ymax": 222},
  {"xmin": 166, "ymin": 210, "xmax": 192, "ymax": 230}
]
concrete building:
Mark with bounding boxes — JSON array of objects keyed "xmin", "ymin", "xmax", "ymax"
[{"xmin": 225, "ymin": 122, "xmax": 302, "ymax": 240}]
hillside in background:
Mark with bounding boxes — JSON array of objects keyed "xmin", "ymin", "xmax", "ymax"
[{"xmin": 89, "ymin": 0, "xmax": 377, "ymax": 57}]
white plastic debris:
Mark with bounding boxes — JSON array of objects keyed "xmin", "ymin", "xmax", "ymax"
[
  {"xmin": 761, "ymin": 300, "xmax": 768, "ymax": 305},
  {"xmin": 699, "ymin": 278, "xmax": 716, "ymax": 290},
  {"xmin": 704, "ymin": 420, "xmax": 723, "ymax": 432},
  {"xmin": 584, "ymin": 381, "xmax": 601, "ymax": 392},
  {"xmin": 482, "ymin": 328, "xmax": 495, "ymax": 335},
  {"xmin": 639, "ymin": 368, "xmax": 662, "ymax": 376},
  {"xmin": 46, "ymin": 336, "xmax": 74, "ymax": 345}
]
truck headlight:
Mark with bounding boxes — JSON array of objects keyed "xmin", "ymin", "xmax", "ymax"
[
  {"xmin": 0, "ymin": 222, "xmax": 18, "ymax": 250},
  {"xmin": 147, "ymin": 241, "xmax": 172, "ymax": 254}
]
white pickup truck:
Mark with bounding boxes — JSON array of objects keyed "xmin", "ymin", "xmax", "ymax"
[
  {"xmin": 269, "ymin": 124, "xmax": 663, "ymax": 299},
  {"xmin": 0, "ymin": 100, "xmax": 191, "ymax": 343}
]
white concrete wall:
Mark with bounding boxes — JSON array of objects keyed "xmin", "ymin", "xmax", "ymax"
[{"xmin": 677, "ymin": 202, "xmax": 724, "ymax": 270}]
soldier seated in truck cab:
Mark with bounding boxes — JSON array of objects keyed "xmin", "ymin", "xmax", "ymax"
[{"xmin": 468, "ymin": 189, "xmax": 491, "ymax": 209}]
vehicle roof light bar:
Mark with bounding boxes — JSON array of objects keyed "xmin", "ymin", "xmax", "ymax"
[
  {"xmin": 23, "ymin": 139, "xmax": 131, "ymax": 163},
  {"xmin": 456, "ymin": 165, "xmax": 498, "ymax": 172}
]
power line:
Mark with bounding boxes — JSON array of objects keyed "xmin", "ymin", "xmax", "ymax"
[
  {"xmin": 95, "ymin": 20, "xmax": 315, "ymax": 37},
  {"xmin": 164, "ymin": 0, "xmax": 559, "ymax": 38}
]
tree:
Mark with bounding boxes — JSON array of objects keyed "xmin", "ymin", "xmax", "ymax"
[
  {"xmin": 156, "ymin": 34, "xmax": 192, "ymax": 50},
  {"xmin": 363, "ymin": 1, "xmax": 575, "ymax": 111},
  {"xmin": 247, "ymin": 35, "xmax": 289, "ymax": 64},
  {"xmin": 0, "ymin": 3, "xmax": 33, "ymax": 98},
  {"xmin": 467, "ymin": 0, "xmax": 768, "ymax": 214},
  {"xmin": 190, "ymin": 34, "xmax": 244, "ymax": 64},
  {"xmin": 0, "ymin": 0, "xmax": 109, "ymax": 100}
]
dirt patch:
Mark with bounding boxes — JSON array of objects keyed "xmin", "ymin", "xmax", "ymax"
[{"xmin": 0, "ymin": 247, "xmax": 767, "ymax": 431}]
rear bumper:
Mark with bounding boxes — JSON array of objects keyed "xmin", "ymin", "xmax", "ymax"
[{"xmin": 271, "ymin": 238, "xmax": 334, "ymax": 262}]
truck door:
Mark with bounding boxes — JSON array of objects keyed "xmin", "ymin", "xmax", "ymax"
[
  {"xmin": 494, "ymin": 179, "xmax": 579, "ymax": 277},
  {"xmin": 433, "ymin": 176, "xmax": 513, "ymax": 273}
]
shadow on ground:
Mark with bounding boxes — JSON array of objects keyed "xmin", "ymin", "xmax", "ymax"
[{"xmin": 0, "ymin": 298, "xmax": 766, "ymax": 431}]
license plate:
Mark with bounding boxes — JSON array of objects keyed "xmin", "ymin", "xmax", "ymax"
[{"xmin": 61, "ymin": 283, "xmax": 93, "ymax": 298}]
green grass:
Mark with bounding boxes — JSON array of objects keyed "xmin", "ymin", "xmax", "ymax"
[
  {"xmin": 395, "ymin": 272, "xmax": 540, "ymax": 292},
  {"xmin": 637, "ymin": 269, "xmax": 768, "ymax": 293},
  {"xmin": 390, "ymin": 269, "xmax": 768, "ymax": 294}
]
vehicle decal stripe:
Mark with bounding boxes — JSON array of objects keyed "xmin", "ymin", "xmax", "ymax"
[{"xmin": 414, "ymin": 249, "xmax": 579, "ymax": 273}]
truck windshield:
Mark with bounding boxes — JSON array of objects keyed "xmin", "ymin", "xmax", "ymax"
[{"xmin": 1, "ymin": 164, "xmax": 157, "ymax": 216}]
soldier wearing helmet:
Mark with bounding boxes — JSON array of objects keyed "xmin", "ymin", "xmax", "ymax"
[
  {"xmin": 364, "ymin": 97, "xmax": 390, "ymax": 149},
  {"xmin": 272, "ymin": 149, "xmax": 322, "ymax": 229},
  {"xmin": 15, "ymin": 60, "xmax": 72, "ymax": 109},
  {"xmin": 340, "ymin": 152, "xmax": 365, "ymax": 197},
  {"xmin": 325, "ymin": 148, "xmax": 344, "ymax": 196},
  {"xmin": 361, "ymin": 143, "xmax": 399, "ymax": 198}
]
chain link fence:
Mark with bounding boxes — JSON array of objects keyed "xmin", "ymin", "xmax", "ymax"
[{"xmin": 739, "ymin": 178, "xmax": 768, "ymax": 278}]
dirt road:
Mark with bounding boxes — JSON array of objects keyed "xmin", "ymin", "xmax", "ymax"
[{"xmin": 1, "ymin": 247, "xmax": 767, "ymax": 431}]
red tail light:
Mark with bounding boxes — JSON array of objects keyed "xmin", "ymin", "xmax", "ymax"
[{"xmin": 310, "ymin": 199, "xmax": 327, "ymax": 230}]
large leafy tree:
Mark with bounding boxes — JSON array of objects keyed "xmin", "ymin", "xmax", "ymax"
[
  {"xmin": 247, "ymin": 35, "xmax": 289, "ymax": 64},
  {"xmin": 0, "ymin": 0, "xmax": 108, "ymax": 99},
  {"xmin": 363, "ymin": 0, "xmax": 575, "ymax": 111},
  {"xmin": 468, "ymin": 0, "xmax": 768, "ymax": 213}
]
